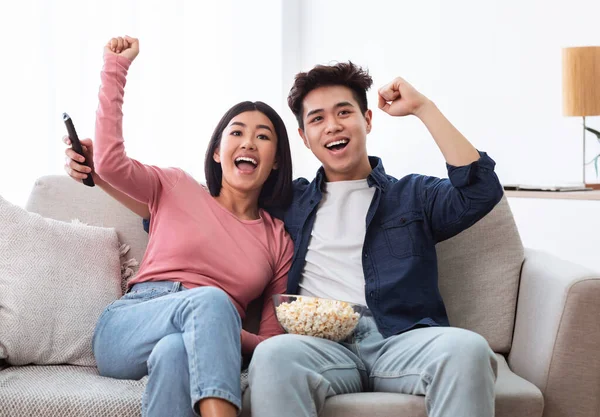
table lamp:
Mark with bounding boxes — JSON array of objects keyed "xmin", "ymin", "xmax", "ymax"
[{"xmin": 562, "ymin": 46, "xmax": 600, "ymax": 189}]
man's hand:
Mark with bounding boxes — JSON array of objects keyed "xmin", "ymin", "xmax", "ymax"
[
  {"xmin": 378, "ymin": 77, "xmax": 480, "ymax": 166},
  {"xmin": 104, "ymin": 36, "xmax": 139, "ymax": 62},
  {"xmin": 63, "ymin": 136, "xmax": 96, "ymax": 183},
  {"xmin": 377, "ymin": 77, "xmax": 430, "ymax": 117}
]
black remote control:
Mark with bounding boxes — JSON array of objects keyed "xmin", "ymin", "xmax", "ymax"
[{"xmin": 63, "ymin": 113, "xmax": 95, "ymax": 187}]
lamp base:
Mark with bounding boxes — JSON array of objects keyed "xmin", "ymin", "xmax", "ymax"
[{"xmin": 585, "ymin": 183, "xmax": 600, "ymax": 190}]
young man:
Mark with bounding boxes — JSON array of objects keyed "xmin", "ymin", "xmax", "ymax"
[
  {"xmin": 247, "ymin": 63, "xmax": 503, "ymax": 417},
  {"xmin": 64, "ymin": 62, "xmax": 503, "ymax": 417}
]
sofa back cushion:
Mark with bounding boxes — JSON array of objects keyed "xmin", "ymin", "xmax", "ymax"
[
  {"xmin": 436, "ymin": 195, "xmax": 524, "ymax": 353},
  {"xmin": 26, "ymin": 176, "xmax": 149, "ymax": 266}
]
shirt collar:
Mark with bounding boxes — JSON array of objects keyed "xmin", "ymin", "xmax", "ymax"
[{"xmin": 314, "ymin": 156, "xmax": 388, "ymax": 192}]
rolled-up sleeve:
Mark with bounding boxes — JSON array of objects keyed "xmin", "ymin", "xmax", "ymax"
[{"xmin": 421, "ymin": 151, "xmax": 503, "ymax": 243}]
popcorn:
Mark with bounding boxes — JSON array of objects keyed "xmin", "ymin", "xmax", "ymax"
[{"xmin": 275, "ymin": 297, "xmax": 361, "ymax": 342}]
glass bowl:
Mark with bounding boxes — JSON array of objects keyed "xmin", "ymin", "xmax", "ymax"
[{"xmin": 272, "ymin": 294, "xmax": 367, "ymax": 342}]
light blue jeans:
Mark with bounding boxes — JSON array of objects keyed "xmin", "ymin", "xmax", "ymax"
[
  {"xmin": 249, "ymin": 312, "xmax": 498, "ymax": 417},
  {"xmin": 92, "ymin": 281, "xmax": 243, "ymax": 416}
]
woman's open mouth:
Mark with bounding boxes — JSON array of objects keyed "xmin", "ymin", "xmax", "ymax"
[{"xmin": 234, "ymin": 156, "xmax": 258, "ymax": 174}]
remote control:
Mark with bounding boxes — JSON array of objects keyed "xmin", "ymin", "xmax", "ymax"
[{"xmin": 63, "ymin": 113, "xmax": 95, "ymax": 187}]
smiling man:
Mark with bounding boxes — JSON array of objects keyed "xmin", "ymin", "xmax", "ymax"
[{"xmin": 247, "ymin": 62, "xmax": 504, "ymax": 417}]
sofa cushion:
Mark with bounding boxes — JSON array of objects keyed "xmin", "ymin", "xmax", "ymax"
[
  {"xmin": 0, "ymin": 365, "xmax": 252, "ymax": 417},
  {"xmin": 436, "ymin": 195, "xmax": 524, "ymax": 353},
  {"xmin": 240, "ymin": 355, "xmax": 542, "ymax": 417},
  {"xmin": 0, "ymin": 195, "xmax": 122, "ymax": 366},
  {"xmin": 0, "ymin": 365, "xmax": 145, "ymax": 417},
  {"xmin": 25, "ymin": 176, "xmax": 149, "ymax": 271}
]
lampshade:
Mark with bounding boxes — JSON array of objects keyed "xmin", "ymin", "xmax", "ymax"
[{"xmin": 562, "ymin": 46, "xmax": 600, "ymax": 117}]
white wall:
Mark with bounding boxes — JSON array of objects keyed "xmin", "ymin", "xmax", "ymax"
[{"xmin": 292, "ymin": 0, "xmax": 600, "ymax": 270}]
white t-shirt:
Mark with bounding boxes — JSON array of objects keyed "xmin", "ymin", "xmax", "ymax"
[{"xmin": 298, "ymin": 179, "xmax": 375, "ymax": 306}]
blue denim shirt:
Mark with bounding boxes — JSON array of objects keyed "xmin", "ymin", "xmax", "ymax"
[
  {"xmin": 272, "ymin": 151, "xmax": 502, "ymax": 337},
  {"xmin": 143, "ymin": 151, "xmax": 503, "ymax": 338}
]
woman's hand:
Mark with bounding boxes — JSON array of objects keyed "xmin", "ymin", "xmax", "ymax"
[
  {"xmin": 63, "ymin": 136, "xmax": 97, "ymax": 184},
  {"xmin": 104, "ymin": 36, "xmax": 139, "ymax": 62}
]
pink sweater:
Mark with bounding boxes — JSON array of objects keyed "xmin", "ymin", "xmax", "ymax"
[{"xmin": 94, "ymin": 54, "xmax": 293, "ymax": 354}]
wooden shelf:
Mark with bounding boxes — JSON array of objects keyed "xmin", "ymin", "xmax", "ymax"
[{"xmin": 505, "ymin": 190, "xmax": 600, "ymax": 200}]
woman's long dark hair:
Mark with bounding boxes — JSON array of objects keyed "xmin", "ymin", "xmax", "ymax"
[{"xmin": 204, "ymin": 101, "xmax": 293, "ymax": 209}]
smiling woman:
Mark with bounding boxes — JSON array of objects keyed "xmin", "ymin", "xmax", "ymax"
[
  {"xmin": 60, "ymin": 36, "xmax": 295, "ymax": 417},
  {"xmin": 205, "ymin": 103, "xmax": 293, "ymax": 212}
]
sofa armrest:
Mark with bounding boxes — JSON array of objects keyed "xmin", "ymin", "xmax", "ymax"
[{"xmin": 508, "ymin": 249, "xmax": 600, "ymax": 417}]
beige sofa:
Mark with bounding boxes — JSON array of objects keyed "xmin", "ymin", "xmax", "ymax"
[{"xmin": 0, "ymin": 175, "xmax": 598, "ymax": 417}]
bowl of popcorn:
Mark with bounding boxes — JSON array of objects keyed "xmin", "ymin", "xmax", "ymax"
[{"xmin": 272, "ymin": 294, "xmax": 366, "ymax": 342}]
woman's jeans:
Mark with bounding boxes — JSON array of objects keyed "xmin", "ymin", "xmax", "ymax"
[{"xmin": 92, "ymin": 281, "xmax": 242, "ymax": 416}]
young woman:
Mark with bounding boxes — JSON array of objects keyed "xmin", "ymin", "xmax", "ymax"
[{"xmin": 66, "ymin": 36, "xmax": 294, "ymax": 417}]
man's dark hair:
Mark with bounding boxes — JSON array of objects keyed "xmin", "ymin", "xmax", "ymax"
[
  {"xmin": 287, "ymin": 62, "xmax": 373, "ymax": 129},
  {"xmin": 204, "ymin": 101, "xmax": 293, "ymax": 209}
]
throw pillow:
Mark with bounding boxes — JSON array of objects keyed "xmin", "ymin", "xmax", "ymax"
[{"xmin": 0, "ymin": 195, "xmax": 122, "ymax": 366}]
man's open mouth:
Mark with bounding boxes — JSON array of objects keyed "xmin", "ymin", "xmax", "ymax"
[{"xmin": 325, "ymin": 138, "xmax": 349, "ymax": 151}]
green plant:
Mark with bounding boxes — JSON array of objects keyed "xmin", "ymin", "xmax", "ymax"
[{"xmin": 585, "ymin": 126, "xmax": 600, "ymax": 178}]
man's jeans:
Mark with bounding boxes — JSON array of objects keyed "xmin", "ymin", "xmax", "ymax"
[
  {"xmin": 249, "ymin": 312, "xmax": 498, "ymax": 417},
  {"xmin": 92, "ymin": 281, "xmax": 243, "ymax": 416}
]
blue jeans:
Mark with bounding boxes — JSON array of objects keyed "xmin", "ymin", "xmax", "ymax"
[
  {"xmin": 92, "ymin": 281, "xmax": 243, "ymax": 416},
  {"xmin": 249, "ymin": 313, "xmax": 498, "ymax": 417}
]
